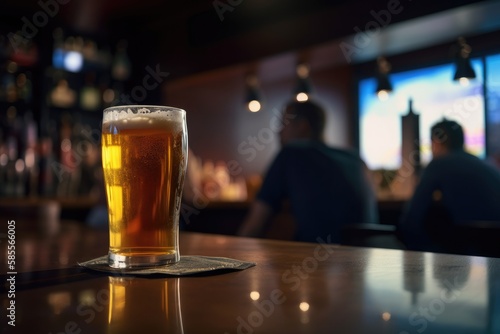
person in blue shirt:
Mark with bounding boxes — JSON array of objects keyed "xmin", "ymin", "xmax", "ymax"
[
  {"xmin": 398, "ymin": 119, "xmax": 500, "ymax": 250},
  {"xmin": 238, "ymin": 100, "xmax": 379, "ymax": 243}
]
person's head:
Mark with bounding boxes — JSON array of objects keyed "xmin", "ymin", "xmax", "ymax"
[
  {"xmin": 430, "ymin": 119, "xmax": 464, "ymax": 158},
  {"xmin": 279, "ymin": 100, "xmax": 326, "ymax": 146}
]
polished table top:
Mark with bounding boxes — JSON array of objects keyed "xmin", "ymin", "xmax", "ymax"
[{"xmin": 1, "ymin": 221, "xmax": 499, "ymax": 334}]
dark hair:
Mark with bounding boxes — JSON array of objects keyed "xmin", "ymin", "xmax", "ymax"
[
  {"xmin": 431, "ymin": 119, "xmax": 464, "ymax": 150},
  {"xmin": 284, "ymin": 100, "xmax": 326, "ymax": 140}
]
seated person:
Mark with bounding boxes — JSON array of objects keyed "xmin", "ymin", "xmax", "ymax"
[
  {"xmin": 398, "ymin": 119, "xmax": 500, "ymax": 251},
  {"xmin": 238, "ymin": 100, "xmax": 379, "ymax": 243}
]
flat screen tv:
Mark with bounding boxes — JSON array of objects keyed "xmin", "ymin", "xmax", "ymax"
[{"xmin": 358, "ymin": 59, "xmax": 485, "ymax": 170}]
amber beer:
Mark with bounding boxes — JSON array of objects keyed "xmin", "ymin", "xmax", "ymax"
[
  {"xmin": 101, "ymin": 106, "xmax": 187, "ymax": 268},
  {"xmin": 108, "ymin": 277, "xmax": 183, "ymax": 333}
]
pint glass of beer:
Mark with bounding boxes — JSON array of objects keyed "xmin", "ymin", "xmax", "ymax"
[{"xmin": 101, "ymin": 106, "xmax": 188, "ymax": 268}]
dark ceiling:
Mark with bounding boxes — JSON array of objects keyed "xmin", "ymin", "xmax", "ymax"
[{"xmin": 1, "ymin": 0, "xmax": 496, "ymax": 79}]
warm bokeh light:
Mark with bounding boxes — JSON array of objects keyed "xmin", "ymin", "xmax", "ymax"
[
  {"xmin": 299, "ymin": 302, "xmax": 310, "ymax": 312},
  {"xmin": 15, "ymin": 159, "xmax": 25, "ymax": 173},
  {"xmin": 382, "ymin": 312, "xmax": 391, "ymax": 321},
  {"xmin": 248, "ymin": 100, "xmax": 261, "ymax": 112},
  {"xmin": 250, "ymin": 291, "xmax": 260, "ymax": 301},
  {"xmin": 48, "ymin": 292, "xmax": 71, "ymax": 315},
  {"xmin": 79, "ymin": 289, "xmax": 97, "ymax": 306},
  {"xmin": 296, "ymin": 92, "xmax": 309, "ymax": 102},
  {"xmin": 61, "ymin": 138, "xmax": 72, "ymax": 152},
  {"xmin": 103, "ymin": 88, "xmax": 116, "ymax": 104},
  {"xmin": 25, "ymin": 149, "xmax": 35, "ymax": 168},
  {"xmin": 297, "ymin": 64, "xmax": 310, "ymax": 78}
]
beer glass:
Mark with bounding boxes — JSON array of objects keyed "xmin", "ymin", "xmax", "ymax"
[{"xmin": 101, "ymin": 105, "xmax": 188, "ymax": 268}]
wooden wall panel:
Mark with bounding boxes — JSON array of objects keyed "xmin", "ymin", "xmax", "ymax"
[{"xmin": 163, "ymin": 62, "xmax": 355, "ymax": 178}]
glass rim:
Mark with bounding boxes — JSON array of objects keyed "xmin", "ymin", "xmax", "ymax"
[{"xmin": 103, "ymin": 105, "xmax": 186, "ymax": 114}]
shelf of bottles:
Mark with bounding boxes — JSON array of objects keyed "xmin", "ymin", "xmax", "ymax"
[{"xmin": 0, "ymin": 27, "xmax": 131, "ymax": 202}]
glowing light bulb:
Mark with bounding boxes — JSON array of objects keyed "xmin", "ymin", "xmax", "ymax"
[
  {"xmin": 296, "ymin": 92, "xmax": 309, "ymax": 102},
  {"xmin": 250, "ymin": 291, "xmax": 260, "ymax": 301},
  {"xmin": 377, "ymin": 90, "xmax": 390, "ymax": 101},
  {"xmin": 248, "ymin": 100, "xmax": 261, "ymax": 112},
  {"xmin": 299, "ymin": 302, "xmax": 310, "ymax": 312},
  {"xmin": 64, "ymin": 51, "xmax": 83, "ymax": 72},
  {"xmin": 459, "ymin": 77, "xmax": 470, "ymax": 86}
]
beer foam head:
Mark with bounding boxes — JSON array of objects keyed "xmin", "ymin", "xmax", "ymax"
[{"xmin": 103, "ymin": 106, "xmax": 185, "ymax": 125}]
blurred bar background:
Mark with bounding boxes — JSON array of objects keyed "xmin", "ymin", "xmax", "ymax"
[{"xmin": 1, "ymin": 0, "xmax": 500, "ymax": 235}]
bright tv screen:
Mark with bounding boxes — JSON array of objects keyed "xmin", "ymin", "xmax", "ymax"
[{"xmin": 358, "ymin": 59, "xmax": 485, "ymax": 170}]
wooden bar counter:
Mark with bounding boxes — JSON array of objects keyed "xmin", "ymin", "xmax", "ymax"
[{"xmin": 1, "ymin": 221, "xmax": 499, "ymax": 334}]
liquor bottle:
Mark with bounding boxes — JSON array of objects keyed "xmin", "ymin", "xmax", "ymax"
[
  {"xmin": 37, "ymin": 120, "xmax": 57, "ymax": 197},
  {"xmin": 37, "ymin": 137, "xmax": 55, "ymax": 197},
  {"xmin": 56, "ymin": 113, "xmax": 81, "ymax": 197},
  {"xmin": 111, "ymin": 40, "xmax": 131, "ymax": 81},
  {"xmin": 2, "ymin": 108, "xmax": 23, "ymax": 196},
  {"xmin": 80, "ymin": 72, "xmax": 101, "ymax": 111},
  {"xmin": 22, "ymin": 112, "xmax": 38, "ymax": 197},
  {"xmin": 50, "ymin": 78, "xmax": 76, "ymax": 108}
]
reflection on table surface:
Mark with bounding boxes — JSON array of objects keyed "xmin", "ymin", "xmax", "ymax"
[{"xmin": 1, "ymin": 221, "xmax": 500, "ymax": 333}]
